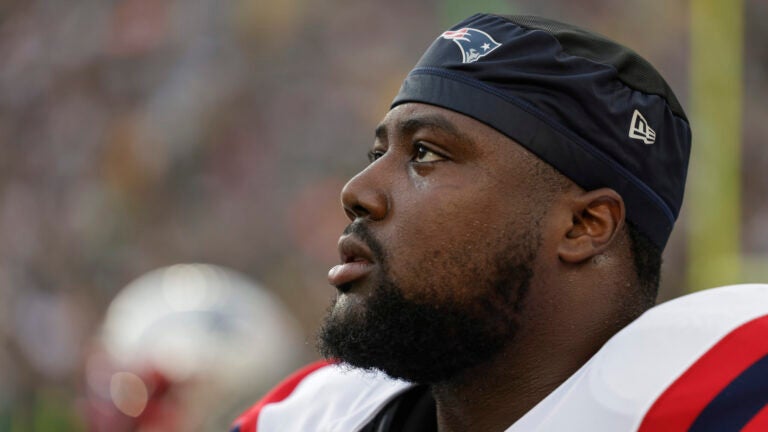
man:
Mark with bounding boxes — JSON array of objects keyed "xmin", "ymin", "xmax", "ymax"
[{"xmin": 232, "ymin": 14, "xmax": 768, "ymax": 431}]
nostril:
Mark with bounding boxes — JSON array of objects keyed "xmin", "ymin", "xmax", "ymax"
[
  {"xmin": 352, "ymin": 205, "xmax": 369, "ymax": 217},
  {"xmin": 343, "ymin": 207, "xmax": 358, "ymax": 222},
  {"xmin": 344, "ymin": 204, "xmax": 369, "ymax": 221}
]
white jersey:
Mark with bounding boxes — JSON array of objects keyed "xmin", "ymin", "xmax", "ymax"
[{"xmin": 232, "ymin": 284, "xmax": 768, "ymax": 431}]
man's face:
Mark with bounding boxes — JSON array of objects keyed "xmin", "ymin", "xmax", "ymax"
[{"xmin": 318, "ymin": 103, "xmax": 549, "ymax": 384}]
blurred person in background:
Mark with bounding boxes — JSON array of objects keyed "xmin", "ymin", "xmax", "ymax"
[
  {"xmin": 231, "ymin": 13, "xmax": 768, "ymax": 432},
  {"xmin": 84, "ymin": 264, "xmax": 304, "ymax": 432}
]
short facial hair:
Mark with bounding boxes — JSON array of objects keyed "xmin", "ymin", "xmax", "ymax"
[{"xmin": 317, "ymin": 223, "xmax": 537, "ymax": 384}]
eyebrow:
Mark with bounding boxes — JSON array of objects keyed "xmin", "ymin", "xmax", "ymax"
[{"xmin": 374, "ymin": 113, "xmax": 475, "ymax": 147}]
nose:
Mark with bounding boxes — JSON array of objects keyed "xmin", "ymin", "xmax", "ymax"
[{"xmin": 340, "ymin": 164, "xmax": 389, "ymax": 222}]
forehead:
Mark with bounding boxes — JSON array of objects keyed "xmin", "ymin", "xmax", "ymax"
[{"xmin": 377, "ymin": 103, "xmax": 513, "ymax": 146}]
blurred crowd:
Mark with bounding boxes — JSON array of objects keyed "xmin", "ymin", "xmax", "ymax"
[{"xmin": 0, "ymin": 0, "xmax": 765, "ymax": 430}]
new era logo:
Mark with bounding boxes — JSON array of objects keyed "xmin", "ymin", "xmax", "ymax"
[{"xmin": 628, "ymin": 110, "xmax": 656, "ymax": 145}]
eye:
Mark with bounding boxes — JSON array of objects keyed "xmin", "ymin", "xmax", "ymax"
[
  {"xmin": 367, "ymin": 149, "xmax": 385, "ymax": 163},
  {"xmin": 413, "ymin": 143, "xmax": 445, "ymax": 163}
]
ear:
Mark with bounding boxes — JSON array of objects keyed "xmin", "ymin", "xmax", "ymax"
[{"xmin": 558, "ymin": 188, "xmax": 625, "ymax": 263}]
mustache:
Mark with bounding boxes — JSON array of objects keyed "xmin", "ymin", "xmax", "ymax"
[{"xmin": 343, "ymin": 222, "xmax": 386, "ymax": 264}]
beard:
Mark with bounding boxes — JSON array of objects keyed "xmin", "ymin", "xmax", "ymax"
[{"xmin": 317, "ymin": 223, "xmax": 537, "ymax": 384}]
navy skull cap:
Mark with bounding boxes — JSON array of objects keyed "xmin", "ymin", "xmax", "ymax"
[{"xmin": 392, "ymin": 14, "xmax": 691, "ymax": 249}]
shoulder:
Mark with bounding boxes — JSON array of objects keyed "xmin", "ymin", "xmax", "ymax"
[
  {"xmin": 231, "ymin": 360, "xmax": 413, "ymax": 432},
  {"xmin": 633, "ymin": 284, "xmax": 768, "ymax": 431},
  {"xmin": 511, "ymin": 284, "xmax": 768, "ymax": 432}
]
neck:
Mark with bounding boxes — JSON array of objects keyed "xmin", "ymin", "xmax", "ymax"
[
  {"xmin": 427, "ymin": 261, "xmax": 645, "ymax": 431},
  {"xmin": 429, "ymin": 323, "xmax": 610, "ymax": 432}
]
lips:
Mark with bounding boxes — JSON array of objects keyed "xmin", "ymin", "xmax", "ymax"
[{"xmin": 328, "ymin": 235, "xmax": 376, "ymax": 288}]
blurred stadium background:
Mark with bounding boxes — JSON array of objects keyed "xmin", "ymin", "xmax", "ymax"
[{"xmin": 0, "ymin": 0, "xmax": 765, "ymax": 430}]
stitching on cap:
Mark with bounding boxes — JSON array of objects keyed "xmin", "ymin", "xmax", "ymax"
[{"xmin": 490, "ymin": 14, "xmax": 688, "ymax": 121}]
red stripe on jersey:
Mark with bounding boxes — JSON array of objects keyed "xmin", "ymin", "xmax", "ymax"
[
  {"xmin": 742, "ymin": 403, "xmax": 768, "ymax": 432},
  {"xmin": 638, "ymin": 314, "xmax": 768, "ymax": 431},
  {"xmin": 231, "ymin": 360, "xmax": 332, "ymax": 432}
]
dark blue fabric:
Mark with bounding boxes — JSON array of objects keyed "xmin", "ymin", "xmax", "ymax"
[
  {"xmin": 689, "ymin": 354, "xmax": 768, "ymax": 432},
  {"xmin": 392, "ymin": 14, "xmax": 691, "ymax": 248}
]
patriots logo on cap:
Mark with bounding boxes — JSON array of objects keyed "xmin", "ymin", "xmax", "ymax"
[{"xmin": 441, "ymin": 27, "xmax": 501, "ymax": 63}]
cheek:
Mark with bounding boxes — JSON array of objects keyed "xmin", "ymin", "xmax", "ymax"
[
  {"xmin": 380, "ymin": 166, "xmax": 538, "ymax": 294},
  {"xmin": 388, "ymin": 245, "xmax": 481, "ymax": 303},
  {"xmin": 384, "ymin": 199, "xmax": 520, "ymax": 300}
]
